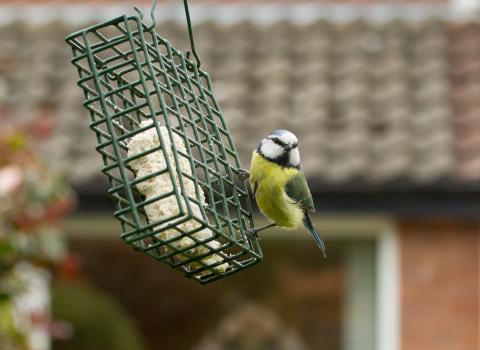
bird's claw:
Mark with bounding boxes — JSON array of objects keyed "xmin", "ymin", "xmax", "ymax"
[
  {"xmin": 246, "ymin": 229, "xmax": 258, "ymax": 239},
  {"xmin": 237, "ymin": 169, "xmax": 250, "ymax": 181}
]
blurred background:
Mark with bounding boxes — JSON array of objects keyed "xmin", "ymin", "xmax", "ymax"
[{"xmin": 0, "ymin": 0, "xmax": 479, "ymax": 350}]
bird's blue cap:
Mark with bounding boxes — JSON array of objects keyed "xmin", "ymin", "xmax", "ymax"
[
  {"xmin": 269, "ymin": 129, "xmax": 290, "ymax": 137},
  {"xmin": 268, "ymin": 130, "xmax": 298, "ymax": 145}
]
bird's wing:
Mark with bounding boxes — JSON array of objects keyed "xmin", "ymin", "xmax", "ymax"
[{"xmin": 284, "ymin": 172, "xmax": 315, "ymax": 212}]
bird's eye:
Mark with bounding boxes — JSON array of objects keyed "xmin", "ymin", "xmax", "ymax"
[{"xmin": 271, "ymin": 138, "xmax": 287, "ymax": 147}]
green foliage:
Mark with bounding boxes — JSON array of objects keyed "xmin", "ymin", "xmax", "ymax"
[
  {"xmin": 0, "ymin": 299, "xmax": 28, "ymax": 350},
  {"xmin": 0, "ymin": 127, "xmax": 74, "ymax": 293},
  {"xmin": 52, "ymin": 281, "xmax": 147, "ymax": 350},
  {"xmin": 0, "ymin": 126, "xmax": 75, "ymax": 348}
]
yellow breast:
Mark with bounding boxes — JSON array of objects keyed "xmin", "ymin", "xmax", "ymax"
[{"xmin": 249, "ymin": 151, "xmax": 304, "ymax": 229}]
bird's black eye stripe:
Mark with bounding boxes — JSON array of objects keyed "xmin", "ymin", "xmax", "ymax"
[
  {"xmin": 271, "ymin": 138, "xmax": 287, "ymax": 147},
  {"xmin": 270, "ymin": 138, "xmax": 298, "ymax": 149}
]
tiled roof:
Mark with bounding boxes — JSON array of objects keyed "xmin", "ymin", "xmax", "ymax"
[
  {"xmin": 0, "ymin": 18, "xmax": 479, "ymax": 189},
  {"xmin": 449, "ymin": 23, "xmax": 480, "ymax": 183}
]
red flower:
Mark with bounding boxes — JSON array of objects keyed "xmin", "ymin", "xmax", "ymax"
[{"xmin": 58, "ymin": 254, "xmax": 82, "ymax": 279}]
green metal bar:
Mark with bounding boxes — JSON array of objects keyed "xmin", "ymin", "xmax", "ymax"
[
  {"xmin": 182, "ymin": 0, "xmax": 201, "ymax": 68},
  {"xmin": 159, "ymin": 43, "xmax": 220, "ymax": 229},
  {"xmin": 82, "ymin": 25, "xmax": 144, "ymax": 243},
  {"xmin": 65, "ymin": 11, "xmax": 262, "ymax": 283},
  {"xmin": 138, "ymin": 32, "xmax": 197, "ymax": 224},
  {"xmin": 125, "ymin": 16, "xmax": 188, "ymax": 227}
]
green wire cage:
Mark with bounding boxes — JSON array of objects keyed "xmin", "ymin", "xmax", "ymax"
[{"xmin": 65, "ymin": 2, "xmax": 262, "ymax": 284}]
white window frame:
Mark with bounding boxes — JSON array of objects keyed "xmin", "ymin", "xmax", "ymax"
[
  {"xmin": 313, "ymin": 216, "xmax": 400, "ymax": 350},
  {"xmin": 376, "ymin": 226, "xmax": 400, "ymax": 350}
]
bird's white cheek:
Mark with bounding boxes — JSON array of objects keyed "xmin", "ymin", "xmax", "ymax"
[
  {"xmin": 260, "ymin": 140, "xmax": 284, "ymax": 159},
  {"xmin": 289, "ymin": 148, "xmax": 300, "ymax": 167}
]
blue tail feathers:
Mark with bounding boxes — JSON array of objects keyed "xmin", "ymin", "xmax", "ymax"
[{"xmin": 303, "ymin": 213, "xmax": 327, "ymax": 258}]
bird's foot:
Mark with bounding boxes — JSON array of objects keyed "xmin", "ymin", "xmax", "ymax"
[
  {"xmin": 246, "ymin": 223, "xmax": 276, "ymax": 239},
  {"xmin": 237, "ymin": 169, "xmax": 250, "ymax": 181},
  {"xmin": 246, "ymin": 229, "xmax": 259, "ymax": 239}
]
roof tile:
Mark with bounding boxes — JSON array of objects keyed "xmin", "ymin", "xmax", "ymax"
[{"xmin": 1, "ymin": 18, "xmax": 478, "ymax": 188}]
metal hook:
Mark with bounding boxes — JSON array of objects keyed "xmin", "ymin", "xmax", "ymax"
[
  {"xmin": 183, "ymin": 0, "xmax": 201, "ymax": 69},
  {"xmin": 134, "ymin": 0, "xmax": 157, "ymax": 30},
  {"xmin": 133, "ymin": 0, "xmax": 201, "ymax": 68},
  {"xmin": 133, "ymin": 5, "xmax": 144, "ymax": 21}
]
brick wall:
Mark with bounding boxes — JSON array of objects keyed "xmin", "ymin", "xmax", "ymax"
[{"xmin": 399, "ymin": 219, "xmax": 480, "ymax": 350}]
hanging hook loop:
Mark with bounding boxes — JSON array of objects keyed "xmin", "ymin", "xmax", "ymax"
[
  {"xmin": 134, "ymin": 0, "xmax": 201, "ymax": 68},
  {"xmin": 183, "ymin": 0, "xmax": 201, "ymax": 69},
  {"xmin": 134, "ymin": 0, "xmax": 158, "ymax": 30}
]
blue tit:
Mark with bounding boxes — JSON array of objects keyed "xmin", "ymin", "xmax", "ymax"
[{"xmin": 247, "ymin": 129, "xmax": 326, "ymax": 257}]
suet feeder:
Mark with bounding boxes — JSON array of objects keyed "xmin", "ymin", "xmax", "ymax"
[{"xmin": 65, "ymin": 0, "xmax": 262, "ymax": 283}]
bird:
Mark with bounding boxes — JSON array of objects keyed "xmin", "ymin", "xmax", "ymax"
[{"xmin": 245, "ymin": 129, "xmax": 326, "ymax": 257}]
